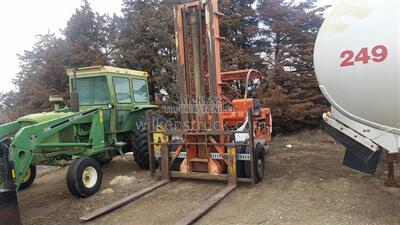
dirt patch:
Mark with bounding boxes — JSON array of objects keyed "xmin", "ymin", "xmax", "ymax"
[
  {"xmin": 109, "ymin": 175, "xmax": 136, "ymax": 186},
  {"xmin": 18, "ymin": 130, "xmax": 400, "ymax": 225}
]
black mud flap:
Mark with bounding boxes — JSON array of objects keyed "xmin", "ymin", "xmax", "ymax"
[
  {"xmin": 320, "ymin": 120, "xmax": 382, "ymax": 174},
  {"xmin": 0, "ymin": 138, "xmax": 22, "ymax": 225}
]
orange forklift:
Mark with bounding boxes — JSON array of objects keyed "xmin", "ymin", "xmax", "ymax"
[{"xmin": 82, "ymin": 0, "xmax": 272, "ymax": 224}]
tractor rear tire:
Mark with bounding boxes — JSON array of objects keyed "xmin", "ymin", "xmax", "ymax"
[
  {"xmin": 19, "ymin": 165, "xmax": 36, "ymax": 190},
  {"xmin": 131, "ymin": 113, "xmax": 168, "ymax": 170},
  {"xmin": 66, "ymin": 157, "xmax": 102, "ymax": 198},
  {"xmin": 244, "ymin": 143, "xmax": 265, "ymax": 183}
]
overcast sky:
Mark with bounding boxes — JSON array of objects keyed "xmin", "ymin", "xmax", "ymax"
[{"xmin": 0, "ymin": 0, "xmax": 332, "ymax": 93}]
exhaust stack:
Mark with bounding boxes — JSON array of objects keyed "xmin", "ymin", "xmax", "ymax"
[{"xmin": 70, "ymin": 67, "xmax": 80, "ymax": 112}]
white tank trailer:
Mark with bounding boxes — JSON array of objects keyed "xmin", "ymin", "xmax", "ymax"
[{"xmin": 314, "ymin": 0, "xmax": 400, "ymax": 185}]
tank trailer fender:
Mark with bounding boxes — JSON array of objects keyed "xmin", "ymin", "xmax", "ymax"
[{"xmin": 7, "ymin": 108, "xmax": 106, "ymax": 190}]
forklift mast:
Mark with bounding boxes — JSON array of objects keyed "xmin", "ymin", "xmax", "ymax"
[
  {"xmin": 174, "ymin": 0, "xmax": 223, "ymax": 129},
  {"xmin": 81, "ymin": 0, "xmax": 272, "ymax": 223}
]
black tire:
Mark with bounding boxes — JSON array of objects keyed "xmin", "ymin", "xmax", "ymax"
[
  {"xmin": 66, "ymin": 157, "xmax": 102, "ymax": 198},
  {"xmin": 169, "ymin": 139, "xmax": 184, "ymax": 171},
  {"xmin": 244, "ymin": 143, "xmax": 265, "ymax": 183},
  {"xmin": 131, "ymin": 113, "xmax": 169, "ymax": 169},
  {"xmin": 19, "ymin": 165, "xmax": 36, "ymax": 190},
  {"xmin": 236, "ymin": 142, "xmax": 246, "ymax": 178}
]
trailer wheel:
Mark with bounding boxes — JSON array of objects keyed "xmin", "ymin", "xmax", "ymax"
[
  {"xmin": 19, "ymin": 165, "xmax": 36, "ymax": 190},
  {"xmin": 131, "ymin": 113, "xmax": 169, "ymax": 169},
  {"xmin": 66, "ymin": 157, "xmax": 102, "ymax": 198},
  {"xmin": 244, "ymin": 143, "xmax": 265, "ymax": 183}
]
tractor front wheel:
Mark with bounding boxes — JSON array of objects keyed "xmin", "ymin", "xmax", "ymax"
[
  {"xmin": 131, "ymin": 113, "xmax": 169, "ymax": 170},
  {"xmin": 19, "ymin": 165, "xmax": 36, "ymax": 190},
  {"xmin": 66, "ymin": 157, "xmax": 102, "ymax": 198}
]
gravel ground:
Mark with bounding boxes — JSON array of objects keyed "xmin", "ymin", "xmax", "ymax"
[{"xmin": 18, "ymin": 130, "xmax": 400, "ymax": 225}]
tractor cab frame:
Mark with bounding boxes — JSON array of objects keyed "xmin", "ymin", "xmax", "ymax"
[{"xmin": 67, "ymin": 66, "xmax": 156, "ymax": 136}]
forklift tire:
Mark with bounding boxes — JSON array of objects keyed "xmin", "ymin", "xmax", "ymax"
[
  {"xmin": 19, "ymin": 165, "xmax": 36, "ymax": 190},
  {"xmin": 169, "ymin": 139, "xmax": 184, "ymax": 171},
  {"xmin": 66, "ymin": 157, "xmax": 102, "ymax": 198},
  {"xmin": 131, "ymin": 113, "xmax": 168, "ymax": 170},
  {"xmin": 244, "ymin": 143, "xmax": 265, "ymax": 183},
  {"xmin": 236, "ymin": 142, "xmax": 246, "ymax": 178}
]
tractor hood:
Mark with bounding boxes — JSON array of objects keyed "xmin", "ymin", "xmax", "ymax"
[{"xmin": 17, "ymin": 111, "xmax": 75, "ymax": 125}]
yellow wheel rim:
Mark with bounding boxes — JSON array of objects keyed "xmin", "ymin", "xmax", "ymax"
[
  {"xmin": 23, "ymin": 167, "xmax": 31, "ymax": 182},
  {"xmin": 153, "ymin": 124, "xmax": 168, "ymax": 153}
]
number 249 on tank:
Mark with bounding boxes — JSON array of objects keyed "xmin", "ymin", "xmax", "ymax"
[{"xmin": 340, "ymin": 45, "xmax": 388, "ymax": 67}]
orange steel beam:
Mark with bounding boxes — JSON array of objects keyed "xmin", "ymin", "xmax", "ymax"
[
  {"xmin": 174, "ymin": 4, "xmax": 190, "ymax": 124},
  {"xmin": 205, "ymin": 0, "xmax": 224, "ymax": 129},
  {"xmin": 174, "ymin": 185, "xmax": 236, "ymax": 225},
  {"xmin": 80, "ymin": 180, "xmax": 169, "ymax": 221}
]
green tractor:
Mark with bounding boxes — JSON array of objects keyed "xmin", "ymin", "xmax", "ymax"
[{"xmin": 0, "ymin": 66, "xmax": 167, "ymax": 198}]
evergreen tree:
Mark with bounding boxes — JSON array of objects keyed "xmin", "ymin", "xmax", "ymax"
[
  {"xmin": 0, "ymin": 0, "xmax": 117, "ymax": 120},
  {"xmin": 219, "ymin": 0, "xmax": 261, "ymax": 71},
  {"xmin": 114, "ymin": 0, "xmax": 182, "ymax": 100},
  {"xmin": 0, "ymin": 91, "xmax": 24, "ymax": 123},
  {"xmin": 257, "ymin": 0, "xmax": 328, "ymax": 131},
  {"xmin": 13, "ymin": 33, "xmax": 68, "ymax": 114},
  {"xmin": 0, "ymin": 0, "xmax": 329, "ymax": 132},
  {"xmin": 97, "ymin": 14, "xmax": 120, "ymax": 64},
  {"xmin": 64, "ymin": 0, "xmax": 107, "ymax": 66}
]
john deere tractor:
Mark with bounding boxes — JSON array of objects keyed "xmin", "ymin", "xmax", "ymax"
[{"xmin": 0, "ymin": 66, "xmax": 167, "ymax": 198}]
